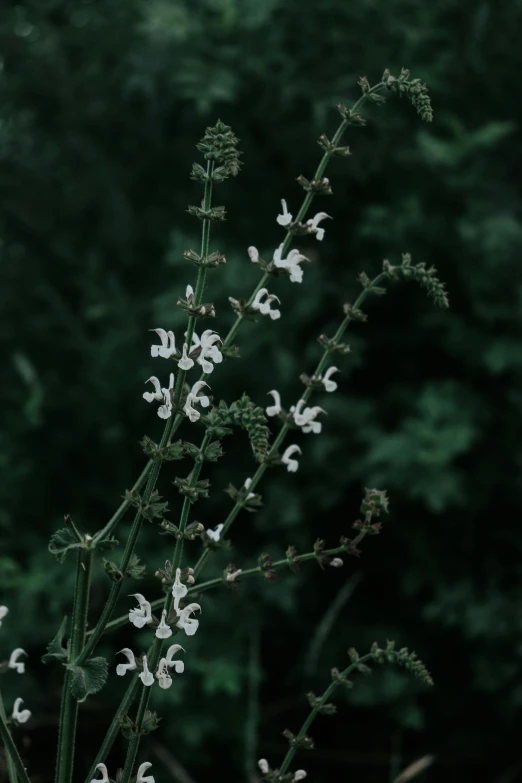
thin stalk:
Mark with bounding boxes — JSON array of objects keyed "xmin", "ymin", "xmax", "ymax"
[
  {"xmin": 0, "ymin": 701, "xmax": 31, "ymax": 783},
  {"xmin": 277, "ymin": 653, "xmax": 374, "ymax": 776},
  {"xmin": 55, "ymin": 548, "xmax": 93, "ymax": 783},
  {"xmin": 120, "ymin": 433, "xmax": 211, "ymax": 783},
  {"xmin": 93, "ymin": 459, "xmax": 152, "ymax": 546},
  {"xmin": 84, "ymin": 675, "xmax": 141, "ymax": 783},
  {"xmin": 0, "ymin": 692, "xmax": 20, "ymax": 783}
]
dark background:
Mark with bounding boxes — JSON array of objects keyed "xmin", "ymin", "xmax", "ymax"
[{"xmin": 1, "ymin": 1, "xmax": 522, "ymax": 781}]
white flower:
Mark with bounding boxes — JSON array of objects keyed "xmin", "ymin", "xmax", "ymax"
[
  {"xmin": 330, "ymin": 557, "xmax": 343, "ymax": 567},
  {"xmin": 171, "ymin": 568, "xmax": 188, "ymax": 612},
  {"xmin": 139, "ymin": 655, "xmax": 154, "ymax": 686},
  {"xmin": 293, "ymin": 771, "xmax": 307, "ymax": 781},
  {"xmin": 116, "ymin": 648, "xmax": 137, "ymax": 676},
  {"xmin": 8, "ymin": 648, "xmax": 27, "ymax": 674},
  {"xmin": 143, "ymin": 374, "xmax": 175, "ymax": 419},
  {"xmin": 150, "ymin": 328, "xmax": 176, "ymax": 359},
  {"xmin": 165, "ymin": 643, "xmax": 185, "ymax": 673},
  {"xmin": 184, "ymin": 380, "xmax": 210, "ymax": 422},
  {"xmin": 273, "ymin": 244, "xmax": 307, "ymax": 283},
  {"xmin": 155, "ymin": 658, "xmax": 172, "ymax": 690},
  {"xmin": 248, "ymin": 246, "xmax": 260, "ymax": 263},
  {"xmin": 266, "ymin": 390, "xmax": 282, "ymax": 417},
  {"xmin": 12, "ymin": 698, "xmax": 31, "ymax": 725},
  {"xmin": 129, "ymin": 594, "xmax": 152, "ymax": 629},
  {"xmin": 276, "ymin": 199, "xmax": 293, "ymax": 227},
  {"xmin": 178, "ymin": 343, "xmax": 194, "ymax": 370},
  {"xmin": 155, "ymin": 610, "xmax": 172, "ymax": 639},
  {"xmin": 226, "ymin": 569, "xmax": 242, "ymax": 582},
  {"xmin": 282, "ymin": 444, "xmax": 301, "ymax": 473},
  {"xmin": 176, "ymin": 603, "xmax": 201, "ymax": 637},
  {"xmin": 321, "ymin": 366, "xmax": 339, "ymax": 392},
  {"xmin": 91, "ymin": 763, "xmax": 109, "ymax": 783},
  {"xmin": 206, "ymin": 523, "xmax": 224, "ymax": 542},
  {"xmin": 0, "ymin": 606, "xmax": 8, "ymax": 628},
  {"xmin": 198, "ymin": 330, "xmax": 223, "ymax": 372},
  {"xmin": 251, "ymin": 288, "xmax": 281, "ymax": 320},
  {"xmin": 137, "ymin": 762, "xmax": 155, "ymax": 783},
  {"xmin": 306, "ymin": 211, "xmax": 331, "ymax": 241},
  {"xmin": 292, "ymin": 400, "xmax": 326, "ymax": 434},
  {"xmin": 258, "ymin": 759, "xmax": 269, "ymax": 774},
  {"xmin": 244, "ymin": 478, "xmax": 255, "ymax": 499},
  {"xmin": 186, "ymin": 284, "xmax": 194, "ymax": 299}
]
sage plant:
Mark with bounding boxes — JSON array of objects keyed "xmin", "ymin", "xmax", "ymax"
[{"xmin": 0, "ymin": 68, "xmax": 446, "ymax": 783}]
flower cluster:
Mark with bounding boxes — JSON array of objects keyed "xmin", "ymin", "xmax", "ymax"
[
  {"xmin": 116, "ymin": 645, "xmax": 184, "ymax": 690},
  {"xmin": 0, "ymin": 605, "xmax": 31, "ymax": 725}
]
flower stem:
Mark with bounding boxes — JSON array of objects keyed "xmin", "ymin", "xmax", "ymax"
[
  {"xmin": 277, "ymin": 653, "xmax": 374, "ymax": 776},
  {"xmin": 83, "ymin": 674, "xmax": 141, "ymax": 783},
  {"xmin": 120, "ymin": 432, "xmax": 211, "ymax": 783},
  {"xmin": 0, "ymin": 691, "xmax": 28, "ymax": 783},
  {"xmin": 55, "ymin": 547, "xmax": 93, "ymax": 783}
]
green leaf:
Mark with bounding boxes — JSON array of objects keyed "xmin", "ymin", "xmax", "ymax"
[
  {"xmin": 42, "ymin": 616, "xmax": 69, "ymax": 664},
  {"xmin": 67, "ymin": 656, "xmax": 108, "ymax": 702},
  {"xmin": 49, "ymin": 528, "xmax": 83, "ymax": 564}
]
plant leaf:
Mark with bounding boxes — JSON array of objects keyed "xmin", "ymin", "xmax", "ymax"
[
  {"xmin": 49, "ymin": 528, "xmax": 83, "ymax": 564},
  {"xmin": 67, "ymin": 656, "xmax": 108, "ymax": 702},
  {"xmin": 42, "ymin": 616, "xmax": 69, "ymax": 664}
]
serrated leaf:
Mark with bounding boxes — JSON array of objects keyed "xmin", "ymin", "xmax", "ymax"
[
  {"xmin": 97, "ymin": 536, "xmax": 119, "ymax": 551},
  {"xmin": 125, "ymin": 553, "xmax": 146, "ymax": 580},
  {"xmin": 67, "ymin": 656, "xmax": 108, "ymax": 702},
  {"xmin": 42, "ymin": 616, "xmax": 69, "ymax": 664},
  {"xmin": 49, "ymin": 528, "xmax": 83, "ymax": 564}
]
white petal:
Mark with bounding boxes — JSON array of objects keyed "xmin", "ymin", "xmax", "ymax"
[
  {"xmin": 91, "ymin": 762, "xmax": 110, "ymax": 783},
  {"xmin": 248, "ymin": 246, "xmax": 260, "ymax": 262},
  {"xmin": 137, "ymin": 761, "xmax": 155, "ymax": 783}
]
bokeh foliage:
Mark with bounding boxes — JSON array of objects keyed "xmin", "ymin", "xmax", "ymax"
[{"xmin": 1, "ymin": 0, "xmax": 522, "ymax": 781}]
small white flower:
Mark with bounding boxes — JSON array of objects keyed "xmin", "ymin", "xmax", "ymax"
[
  {"xmin": 251, "ymin": 288, "xmax": 281, "ymax": 320},
  {"xmin": 206, "ymin": 523, "xmax": 224, "ymax": 542},
  {"xmin": 8, "ymin": 648, "xmax": 27, "ymax": 674},
  {"xmin": 155, "ymin": 609, "xmax": 172, "ymax": 639},
  {"xmin": 150, "ymin": 328, "xmax": 176, "ymax": 359},
  {"xmin": 266, "ymin": 390, "xmax": 282, "ymax": 417},
  {"xmin": 91, "ymin": 763, "xmax": 109, "ymax": 783},
  {"xmin": 137, "ymin": 762, "xmax": 155, "ymax": 783},
  {"xmin": 186, "ymin": 284, "xmax": 194, "ymax": 299},
  {"xmin": 12, "ymin": 698, "xmax": 31, "ymax": 725},
  {"xmin": 139, "ymin": 655, "xmax": 154, "ymax": 687},
  {"xmin": 293, "ymin": 771, "xmax": 307, "ymax": 781},
  {"xmin": 273, "ymin": 244, "xmax": 307, "ymax": 283},
  {"xmin": 330, "ymin": 557, "xmax": 344, "ymax": 568},
  {"xmin": 321, "ymin": 366, "xmax": 339, "ymax": 392},
  {"xmin": 248, "ymin": 246, "xmax": 260, "ymax": 263},
  {"xmin": 129, "ymin": 594, "xmax": 152, "ymax": 629},
  {"xmin": 292, "ymin": 401, "xmax": 326, "ymax": 434},
  {"xmin": 244, "ymin": 477, "xmax": 255, "ymax": 499},
  {"xmin": 184, "ymin": 380, "xmax": 210, "ymax": 422},
  {"xmin": 258, "ymin": 759, "xmax": 269, "ymax": 774},
  {"xmin": 306, "ymin": 211, "xmax": 331, "ymax": 241},
  {"xmin": 178, "ymin": 343, "xmax": 194, "ymax": 370},
  {"xmin": 198, "ymin": 330, "xmax": 223, "ymax": 372},
  {"xmin": 276, "ymin": 199, "xmax": 293, "ymax": 227},
  {"xmin": 116, "ymin": 648, "xmax": 137, "ymax": 676},
  {"xmin": 282, "ymin": 444, "xmax": 302, "ymax": 473},
  {"xmin": 155, "ymin": 658, "xmax": 172, "ymax": 690},
  {"xmin": 171, "ymin": 568, "xmax": 188, "ymax": 612},
  {"xmin": 158, "ymin": 373, "xmax": 175, "ymax": 420},
  {"xmin": 176, "ymin": 603, "xmax": 201, "ymax": 637},
  {"xmin": 143, "ymin": 376, "xmax": 163, "ymax": 403},
  {"xmin": 0, "ymin": 606, "xmax": 8, "ymax": 628},
  {"xmin": 226, "ymin": 569, "xmax": 242, "ymax": 582},
  {"xmin": 165, "ymin": 643, "xmax": 185, "ymax": 673}
]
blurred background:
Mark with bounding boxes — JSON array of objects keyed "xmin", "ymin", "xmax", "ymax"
[{"xmin": 1, "ymin": 1, "xmax": 522, "ymax": 781}]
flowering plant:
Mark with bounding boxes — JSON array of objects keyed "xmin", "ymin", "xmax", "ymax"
[{"xmin": 0, "ymin": 68, "xmax": 445, "ymax": 783}]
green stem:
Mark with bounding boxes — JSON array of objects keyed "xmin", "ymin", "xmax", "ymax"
[
  {"xmin": 278, "ymin": 653, "xmax": 374, "ymax": 775},
  {"xmin": 120, "ymin": 432, "xmax": 211, "ymax": 783},
  {"xmin": 0, "ymin": 700, "xmax": 30, "ymax": 783},
  {"xmin": 0, "ymin": 692, "xmax": 22, "ymax": 783},
  {"xmin": 84, "ymin": 675, "xmax": 141, "ymax": 783},
  {"xmin": 93, "ymin": 459, "xmax": 152, "ymax": 546},
  {"xmin": 55, "ymin": 548, "xmax": 93, "ymax": 783}
]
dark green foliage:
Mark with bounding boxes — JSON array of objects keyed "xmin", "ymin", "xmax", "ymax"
[{"xmin": 1, "ymin": 1, "xmax": 522, "ymax": 781}]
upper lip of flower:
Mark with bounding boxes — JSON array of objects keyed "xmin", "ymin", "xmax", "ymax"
[{"xmin": 150, "ymin": 328, "xmax": 176, "ymax": 358}]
